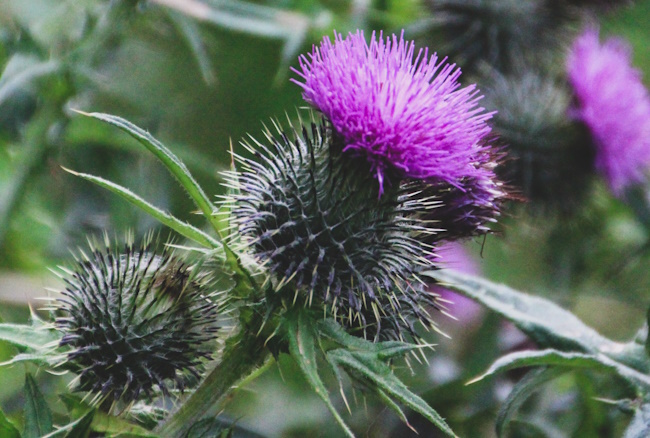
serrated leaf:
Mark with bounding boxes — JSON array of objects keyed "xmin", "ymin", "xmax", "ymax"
[
  {"xmin": 496, "ymin": 367, "xmax": 567, "ymax": 437},
  {"xmin": 0, "ymin": 408, "xmax": 21, "ymax": 438},
  {"xmin": 286, "ymin": 311, "xmax": 354, "ymax": 438},
  {"xmin": 470, "ymin": 349, "xmax": 650, "ymax": 389},
  {"xmin": 23, "ymin": 373, "xmax": 53, "ymax": 438},
  {"xmin": 318, "ymin": 319, "xmax": 424, "ymax": 359},
  {"xmin": 623, "ymin": 403, "xmax": 650, "ymax": 438},
  {"xmin": 426, "ymin": 270, "xmax": 648, "ymax": 372},
  {"xmin": 62, "ymin": 168, "xmax": 220, "ymax": 249},
  {"xmin": 0, "ymin": 323, "xmax": 61, "ymax": 351},
  {"xmin": 327, "ymin": 348, "xmax": 456, "ymax": 437},
  {"xmin": 59, "ymin": 395, "xmax": 157, "ymax": 437}
]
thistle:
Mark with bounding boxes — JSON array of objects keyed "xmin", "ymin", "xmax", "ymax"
[
  {"xmin": 292, "ymin": 30, "xmax": 494, "ymax": 196},
  {"xmin": 227, "ymin": 116, "xmax": 441, "ymax": 341},
  {"xmin": 55, "ymin": 237, "xmax": 220, "ymax": 406},
  {"xmin": 567, "ymin": 28, "xmax": 650, "ymax": 197}
]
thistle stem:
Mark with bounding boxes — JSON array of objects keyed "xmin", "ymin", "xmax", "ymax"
[{"xmin": 156, "ymin": 312, "xmax": 270, "ymax": 437}]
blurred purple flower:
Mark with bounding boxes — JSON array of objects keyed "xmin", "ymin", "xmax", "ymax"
[
  {"xmin": 435, "ymin": 242, "xmax": 483, "ymax": 323},
  {"xmin": 567, "ymin": 28, "xmax": 650, "ymax": 196},
  {"xmin": 292, "ymin": 30, "xmax": 494, "ymax": 194}
]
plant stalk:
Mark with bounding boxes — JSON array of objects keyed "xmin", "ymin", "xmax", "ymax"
[{"xmin": 155, "ymin": 311, "xmax": 270, "ymax": 437}]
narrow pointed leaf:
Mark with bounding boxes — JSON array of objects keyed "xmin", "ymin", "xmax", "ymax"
[
  {"xmin": 327, "ymin": 348, "xmax": 456, "ymax": 437},
  {"xmin": 72, "ymin": 111, "xmax": 222, "ymax": 238},
  {"xmin": 23, "ymin": 374, "xmax": 53, "ymax": 438},
  {"xmin": 426, "ymin": 270, "xmax": 648, "ymax": 372},
  {"xmin": 0, "ymin": 352, "xmax": 62, "ymax": 367},
  {"xmin": 496, "ymin": 367, "xmax": 567, "ymax": 437},
  {"xmin": 470, "ymin": 349, "xmax": 650, "ymax": 389},
  {"xmin": 0, "ymin": 323, "xmax": 60, "ymax": 351},
  {"xmin": 286, "ymin": 312, "xmax": 354, "ymax": 438},
  {"xmin": 0, "ymin": 408, "xmax": 20, "ymax": 438},
  {"xmin": 167, "ymin": 11, "xmax": 216, "ymax": 85},
  {"xmin": 63, "ymin": 168, "xmax": 220, "ymax": 249}
]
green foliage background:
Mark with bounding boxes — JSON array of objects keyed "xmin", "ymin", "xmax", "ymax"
[{"xmin": 1, "ymin": 0, "xmax": 650, "ymax": 436}]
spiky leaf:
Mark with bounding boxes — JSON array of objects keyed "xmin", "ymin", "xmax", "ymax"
[{"xmin": 286, "ymin": 310, "xmax": 354, "ymax": 438}]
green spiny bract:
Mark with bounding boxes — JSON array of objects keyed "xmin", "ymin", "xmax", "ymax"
[
  {"xmin": 55, "ymin": 238, "xmax": 219, "ymax": 406},
  {"xmin": 226, "ymin": 116, "xmax": 441, "ymax": 341}
]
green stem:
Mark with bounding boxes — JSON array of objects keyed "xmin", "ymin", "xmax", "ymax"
[{"xmin": 155, "ymin": 312, "xmax": 270, "ymax": 437}]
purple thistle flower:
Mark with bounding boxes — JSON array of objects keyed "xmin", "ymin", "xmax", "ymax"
[
  {"xmin": 567, "ymin": 28, "xmax": 650, "ymax": 196},
  {"xmin": 292, "ymin": 30, "xmax": 494, "ymax": 194}
]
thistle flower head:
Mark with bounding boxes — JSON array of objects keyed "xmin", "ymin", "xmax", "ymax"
[
  {"xmin": 567, "ymin": 28, "xmax": 650, "ymax": 196},
  {"xmin": 55, "ymin": 237, "xmax": 219, "ymax": 405},
  {"xmin": 292, "ymin": 31, "xmax": 493, "ymax": 195},
  {"xmin": 227, "ymin": 116, "xmax": 440, "ymax": 341}
]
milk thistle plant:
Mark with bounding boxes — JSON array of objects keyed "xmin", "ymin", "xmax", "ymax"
[{"xmin": 3, "ymin": 18, "xmax": 650, "ymax": 438}]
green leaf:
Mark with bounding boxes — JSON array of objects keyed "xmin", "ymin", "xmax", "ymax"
[
  {"xmin": 496, "ymin": 367, "xmax": 567, "ymax": 437},
  {"xmin": 426, "ymin": 270, "xmax": 648, "ymax": 372},
  {"xmin": 0, "ymin": 408, "xmax": 21, "ymax": 438},
  {"xmin": 0, "ymin": 352, "xmax": 62, "ymax": 367},
  {"xmin": 0, "ymin": 55, "xmax": 60, "ymax": 107},
  {"xmin": 317, "ymin": 319, "xmax": 425, "ymax": 359},
  {"xmin": 41, "ymin": 409, "xmax": 94, "ymax": 438},
  {"xmin": 23, "ymin": 373, "xmax": 53, "ymax": 438},
  {"xmin": 73, "ymin": 111, "xmax": 222, "ymax": 240},
  {"xmin": 469, "ymin": 349, "xmax": 650, "ymax": 389},
  {"xmin": 59, "ymin": 395, "xmax": 157, "ymax": 437},
  {"xmin": 62, "ymin": 168, "xmax": 220, "ymax": 249},
  {"xmin": 315, "ymin": 319, "xmax": 454, "ymax": 436},
  {"xmin": 326, "ymin": 348, "xmax": 456, "ymax": 437},
  {"xmin": 186, "ymin": 418, "xmax": 234, "ymax": 438},
  {"xmin": 286, "ymin": 311, "xmax": 354, "ymax": 438},
  {"xmin": 166, "ymin": 11, "xmax": 216, "ymax": 85},
  {"xmin": 0, "ymin": 323, "xmax": 60, "ymax": 351},
  {"xmin": 623, "ymin": 403, "xmax": 650, "ymax": 438}
]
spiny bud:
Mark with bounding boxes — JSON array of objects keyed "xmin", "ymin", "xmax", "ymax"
[
  {"xmin": 483, "ymin": 71, "xmax": 594, "ymax": 212},
  {"xmin": 226, "ymin": 116, "xmax": 440, "ymax": 341},
  {"xmin": 55, "ymin": 237, "xmax": 220, "ymax": 406}
]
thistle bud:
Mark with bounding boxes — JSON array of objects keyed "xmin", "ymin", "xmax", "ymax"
[
  {"xmin": 426, "ymin": 0, "xmax": 563, "ymax": 73},
  {"xmin": 55, "ymin": 238, "xmax": 219, "ymax": 406},
  {"xmin": 483, "ymin": 71, "xmax": 594, "ymax": 212},
  {"xmin": 227, "ymin": 117, "xmax": 439, "ymax": 341}
]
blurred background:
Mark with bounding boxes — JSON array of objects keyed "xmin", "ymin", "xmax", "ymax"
[{"xmin": 1, "ymin": 0, "xmax": 649, "ymax": 436}]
